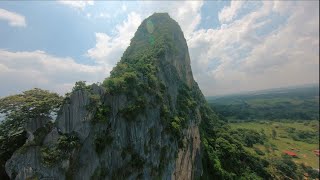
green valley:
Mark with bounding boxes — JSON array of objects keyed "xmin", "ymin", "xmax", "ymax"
[
  {"xmin": 206, "ymin": 85, "xmax": 319, "ymax": 179},
  {"xmin": 230, "ymin": 121, "xmax": 319, "ymax": 169}
]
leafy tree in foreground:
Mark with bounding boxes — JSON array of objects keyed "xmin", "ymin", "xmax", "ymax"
[
  {"xmin": 0, "ymin": 88, "xmax": 63, "ymax": 119},
  {"xmin": 72, "ymin": 81, "xmax": 90, "ymax": 92},
  {"xmin": 0, "ymin": 88, "xmax": 63, "ymax": 179}
]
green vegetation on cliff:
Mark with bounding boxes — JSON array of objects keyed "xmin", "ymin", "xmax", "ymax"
[
  {"xmin": 101, "ymin": 13, "xmax": 192, "ymax": 145},
  {"xmin": 41, "ymin": 133, "xmax": 80, "ymax": 167}
]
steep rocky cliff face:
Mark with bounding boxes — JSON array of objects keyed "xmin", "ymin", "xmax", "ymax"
[{"xmin": 5, "ymin": 13, "xmax": 208, "ymax": 180}]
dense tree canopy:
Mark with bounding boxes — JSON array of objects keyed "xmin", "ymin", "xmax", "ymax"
[{"xmin": 0, "ymin": 88, "xmax": 63, "ymax": 119}]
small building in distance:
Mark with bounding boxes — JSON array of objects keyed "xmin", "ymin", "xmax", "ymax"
[{"xmin": 284, "ymin": 150, "xmax": 298, "ymax": 157}]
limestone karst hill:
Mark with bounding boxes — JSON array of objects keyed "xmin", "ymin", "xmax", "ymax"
[{"xmin": 5, "ymin": 13, "xmax": 215, "ymax": 180}]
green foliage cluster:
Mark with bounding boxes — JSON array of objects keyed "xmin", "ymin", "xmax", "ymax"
[
  {"xmin": 72, "ymin": 81, "xmax": 91, "ymax": 92},
  {"xmin": 272, "ymin": 129, "xmax": 277, "ymax": 139},
  {"xmin": 86, "ymin": 93, "xmax": 112, "ymax": 124},
  {"xmin": 103, "ymin": 71, "xmax": 139, "ymax": 95},
  {"xmin": 177, "ymin": 85, "xmax": 197, "ymax": 115},
  {"xmin": 86, "ymin": 94, "xmax": 101, "ymax": 111},
  {"xmin": 90, "ymin": 164, "xmax": 108, "ymax": 180},
  {"xmin": 160, "ymin": 85, "xmax": 198, "ymax": 147},
  {"xmin": 100, "ymin": 28, "xmax": 166, "ymax": 122},
  {"xmin": 93, "ymin": 104, "xmax": 111, "ymax": 123},
  {"xmin": 300, "ymin": 163, "xmax": 320, "ymax": 179},
  {"xmin": 199, "ymin": 104, "xmax": 272, "ymax": 179},
  {"xmin": 114, "ymin": 145, "xmax": 145, "ymax": 179},
  {"xmin": 265, "ymin": 154, "xmax": 320, "ymax": 179},
  {"xmin": 32, "ymin": 121, "xmax": 54, "ymax": 146},
  {"xmin": 211, "ymin": 102, "xmax": 320, "ymax": 121},
  {"xmin": 120, "ymin": 96, "xmax": 146, "ymax": 121},
  {"xmin": 63, "ymin": 81, "xmax": 92, "ymax": 105},
  {"xmin": 169, "ymin": 116, "xmax": 184, "ymax": 140},
  {"xmin": 129, "ymin": 152, "xmax": 145, "ymax": 170},
  {"xmin": 121, "ymin": 145, "xmax": 134, "ymax": 160},
  {"xmin": 270, "ymin": 155, "xmax": 299, "ymax": 179},
  {"xmin": 253, "ymin": 147, "xmax": 265, "ymax": 156},
  {"xmin": 41, "ymin": 133, "xmax": 80, "ymax": 167},
  {"xmin": 285, "ymin": 127, "xmax": 319, "ymax": 144},
  {"xmin": 230, "ymin": 128, "xmax": 267, "ymax": 147},
  {"xmin": 160, "ymin": 104, "xmax": 170, "ymax": 121},
  {"xmin": 65, "ymin": 146, "xmax": 81, "ymax": 180},
  {"xmin": 102, "ymin": 42, "xmax": 160, "ymax": 98},
  {"xmin": 0, "ymin": 88, "xmax": 63, "ymax": 120},
  {"xmin": 173, "ymin": 85, "xmax": 196, "ymax": 134},
  {"xmin": 158, "ymin": 146, "xmax": 169, "ymax": 176},
  {"xmin": 94, "ymin": 130, "xmax": 113, "ymax": 155},
  {"xmin": 115, "ymin": 151, "xmax": 145, "ymax": 178},
  {"xmin": 0, "ymin": 127, "xmax": 26, "ymax": 179}
]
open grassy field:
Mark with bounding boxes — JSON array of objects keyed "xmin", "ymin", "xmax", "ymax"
[{"xmin": 230, "ymin": 120, "xmax": 319, "ymax": 169}]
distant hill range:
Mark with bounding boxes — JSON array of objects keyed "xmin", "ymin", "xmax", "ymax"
[{"xmin": 207, "ymin": 84, "xmax": 319, "ymax": 121}]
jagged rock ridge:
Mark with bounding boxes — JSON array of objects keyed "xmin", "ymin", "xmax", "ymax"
[{"xmin": 6, "ymin": 13, "xmax": 208, "ymax": 180}]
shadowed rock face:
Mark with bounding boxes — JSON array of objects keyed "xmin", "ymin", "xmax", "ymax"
[{"xmin": 5, "ymin": 13, "xmax": 206, "ymax": 180}]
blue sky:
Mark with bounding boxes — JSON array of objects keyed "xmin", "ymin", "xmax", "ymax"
[{"xmin": 0, "ymin": 1, "xmax": 319, "ymax": 97}]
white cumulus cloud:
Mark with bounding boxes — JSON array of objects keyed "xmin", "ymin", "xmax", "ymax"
[
  {"xmin": 188, "ymin": 1, "xmax": 319, "ymax": 95},
  {"xmin": 86, "ymin": 12, "xmax": 142, "ymax": 65},
  {"xmin": 218, "ymin": 1, "xmax": 244, "ymax": 23},
  {"xmin": 0, "ymin": 8, "xmax": 26, "ymax": 27},
  {"xmin": 0, "ymin": 49, "xmax": 111, "ymax": 97}
]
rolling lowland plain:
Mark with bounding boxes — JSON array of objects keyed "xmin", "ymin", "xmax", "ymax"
[{"xmin": 208, "ymin": 85, "xmax": 319, "ymax": 171}]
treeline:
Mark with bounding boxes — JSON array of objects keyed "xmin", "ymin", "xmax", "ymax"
[
  {"xmin": 208, "ymin": 85, "xmax": 319, "ymax": 121},
  {"xmin": 210, "ymin": 101, "xmax": 319, "ymax": 121}
]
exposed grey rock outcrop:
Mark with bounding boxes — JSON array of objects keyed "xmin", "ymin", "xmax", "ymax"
[
  {"xmin": 24, "ymin": 117, "xmax": 50, "ymax": 143},
  {"xmin": 57, "ymin": 84, "xmax": 105, "ymax": 140},
  {"xmin": 5, "ymin": 146, "xmax": 65, "ymax": 180}
]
